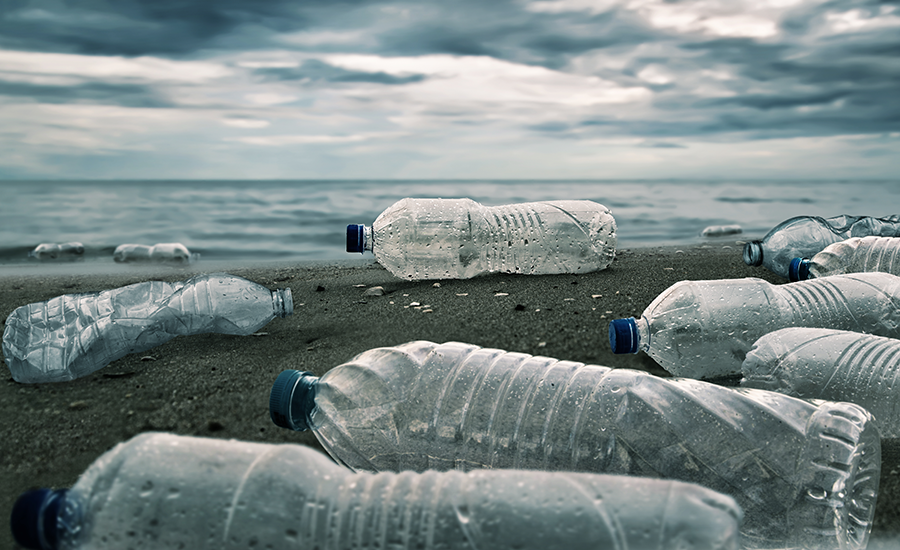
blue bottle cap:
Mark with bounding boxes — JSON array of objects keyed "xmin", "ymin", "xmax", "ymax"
[
  {"xmin": 609, "ymin": 317, "xmax": 640, "ymax": 354},
  {"xmin": 788, "ymin": 258, "xmax": 811, "ymax": 282},
  {"xmin": 269, "ymin": 370, "xmax": 319, "ymax": 431},
  {"xmin": 346, "ymin": 224, "xmax": 365, "ymax": 253},
  {"xmin": 11, "ymin": 488, "xmax": 66, "ymax": 550}
]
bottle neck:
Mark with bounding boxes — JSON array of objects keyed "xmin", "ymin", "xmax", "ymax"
[
  {"xmin": 363, "ymin": 225, "xmax": 373, "ymax": 252},
  {"xmin": 743, "ymin": 241, "xmax": 763, "ymax": 266},
  {"xmin": 636, "ymin": 316, "xmax": 650, "ymax": 352},
  {"xmin": 272, "ymin": 288, "xmax": 293, "ymax": 317}
]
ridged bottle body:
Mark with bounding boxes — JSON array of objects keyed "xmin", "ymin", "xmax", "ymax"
[
  {"xmin": 48, "ymin": 433, "xmax": 741, "ymax": 550},
  {"xmin": 630, "ymin": 272, "xmax": 900, "ymax": 379},
  {"xmin": 371, "ymin": 198, "xmax": 616, "ymax": 280},
  {"xmin": 807, "ymin": 236, "xmax": 900, "ymax": 279},
  {"xmin": 744, "ymin": 215, "xmax": 900, "ymax": 279},
  {"xmin": 308, "ymin": 341, "xmax": 880, "ymax": 550},
  {"xmin": 2, "ymin": 273, "xmax": 291, "ymax": 383},
  {"xmin": 742, "ymin": 327, "xmax": 900, "ymax": 438}
]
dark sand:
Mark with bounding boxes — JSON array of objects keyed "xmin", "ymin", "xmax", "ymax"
[{"xmin": 2, "ymin": 243, "xmax": 899, "ymax": 549}]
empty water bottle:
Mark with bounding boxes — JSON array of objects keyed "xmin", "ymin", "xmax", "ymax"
[
  {"xmin": 743, "ymin": 214, "xmax": 900, "ymax": 279},
  {"xmin": 269, "ymin": 340, "xmax": 880, "ymax": 550},
  {"xmin": 346, "ymin": 198, "xmax": 617, "ymax": 280},
  {"xmin": 29, "ymin": 242, "xmax": 85, "ymax": 260},
  {"xmin": 742, "ymin": 327, "xmax": 900, "ymax": 438},
  {"xmin": 609, "ymin": 272, "xmax": 900, "ymax": 379},
  {"xmin": 2, "ymin": 273, "xmax": 292, "ymax": 383},
  {"xmin": 11, "ymin": 432, "xmax": 742, "ymax": 550},
  {"xmin": 790, "ymin": 236, "xmax": 900, "ymax": 281},
  {"xmin": 113, "ymin": 242, "xmax": 198, "ymax": 264}
]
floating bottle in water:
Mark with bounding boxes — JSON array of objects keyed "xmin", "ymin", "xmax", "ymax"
[
  {"xmin": 742, "ymin": 327, "xmax": 900, "ymax": 438},
  {"xmin": 2, "ymin": 273, "xmax": 292, "ymax": 383},
  {"xmin": 346, "ymin": 198, "xmax": 617, "ymax": 280},
  {"xmin": 269, "ymin": 340, "xmax": 879, "ymax": 550},
  {"xmin": 790, "ymin": 236, "xmax": 900, "ymax": 281},
  {"xmin": 113, "ymin": 242, "xmax": 199, "ymax": 264},
  {"xmin": 29, "ymin": 242, "xmax": 85, "ymax": 260},
  {"xmin": 609, "ymin": 272, "xmax": 900, "ymax": 379},
  {"xmin": 11, "ymin": 432, "xmax": 742, "ymax": 550},
  {"xmin": 743, "ymin": 215, "xmax": 900, "ymax": 279}
]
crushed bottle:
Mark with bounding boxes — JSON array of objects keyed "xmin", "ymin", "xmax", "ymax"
[
  {"xmin": 2, "ymin": 273, "xmax": 292, "ymax": 383},
  {"xmin": 113, "ymin": 242, "xmax": 199, "ymax": 264},
  {"xmin": 11, "ymin": 432, "xmax": 742, "ymax": 550},
  {"xmin": 743, "ymin": 214, "xmax": 900, "ymax": 279},
  {"xmin": 609, "ymin": 272, "xmax": 900, "ymax": 379},
  {"xmin": 347, "ymin": 198, "xmax": 617, "ymax": 280},
  {"xmin": 790, "ymin": 236, "xmax": 900, "ymax": 281},
  {"xmin": 29, "ymin": 242, "xmax": 85, "ymax": 260},
  {"xmin": 269, "ymin": 340, "xmax": 880, "ymax": 550},
  {"xmin": 742, "ymin": 327, "xmax": 900, "ymax": 438}
]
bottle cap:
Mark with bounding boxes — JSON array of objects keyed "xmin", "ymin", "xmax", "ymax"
[
  {"xmin": 788, "ymin": 258, "xmax": 811, "ymax": 282},
  {"xmin": 609, "ymin": 317, "xmax": 640, "ymax": 354},
  {"xmin": 346, "ymin": 224, "xmax": 365, "ymax": 253},
  {"xmin": 742, "ymin": 241, "xmax": 763, "ymax": 266},
  {"xmin": 269, "ymin": 370, "xmax": 319, "ymax": 431},
  {"xmin": 11, "ymin": 488, "xmax": 66, "ymax": 550}
]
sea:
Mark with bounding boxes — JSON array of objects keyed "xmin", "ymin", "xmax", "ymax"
[{"xmin": 1, "ymin": 180, "xmax": 899, "ymax": 268}]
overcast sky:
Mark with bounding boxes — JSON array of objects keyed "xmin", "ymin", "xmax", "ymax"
[{"xmin": 1, "ymin": 0, "xmax": 898, "ymax": 179}]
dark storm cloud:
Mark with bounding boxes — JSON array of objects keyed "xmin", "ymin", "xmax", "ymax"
[
  {"xmin": 255, "ymin": 60, "xmax": 427, "ymax": 85},
  {"xmin": 0, "ymin": 80, "xmax": 172, "ymax": 108}
]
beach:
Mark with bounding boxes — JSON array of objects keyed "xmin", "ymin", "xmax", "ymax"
[{"xmin": 2, "ymin": 242, "xmax": 899, "ymax": 549}]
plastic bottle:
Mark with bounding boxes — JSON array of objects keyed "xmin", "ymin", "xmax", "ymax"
[
  {"xmin": 2, "ymin": 273, "xmax": 292, "ymax": 383},
  {"xmin": 11, "ymin": 432, "xmax": 743, "ymax": 550},
  {"xmin": 743, "ymin": 214, "xmax": 900, "ymax": 279},
  {"xmin": 790, "ymin": 236, "xmax": 900, "ymax": 281},
  {"xmin": 269, "ymin": 340, "xmax": 880, "ymax": 550},
  {"xmin": 113, "ymin": 242, "xmax": 199, "ymax": 264},
  {"xmin": 742, "ymin": 327, "xmax": 900, "ymax": 438},
  {"xmin": 346, "ymin": 198, "xmax": 617, "ymax": 280},
  {"xmin": 608, "ymin": 272, "xmax": 900, "ymax": 380},
  {"xmin": 29, "ymin": 242, "xmax": 85, "ymax": 260}
]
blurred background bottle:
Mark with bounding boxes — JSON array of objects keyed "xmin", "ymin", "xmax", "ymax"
[
  {"xmin": 270, "ymin": 340, "xmax": 879, "ymax": 550},
  {"xmin": 29, "ymin": 242, "xmax": 85, "ymax": 260},
  {"xmin": 11, "ymin": 432, "xmax": 742, "ymax": 550},
  {"xmin": 609, "ymin": 272, "xmax": 900, "ymax": 379},
  {"xmin": 3, "ymin": 273, "xmax": 292, "ymax": 383},
  {"xmin": 743, "ymin": 214, "xmax": 900, "ymax": 279},
  {"xmin": 346, "ymin": 198, "xmax": 616, "ymax": 280},
  {"xmin": 113, "ymin": 242, "xmax": 199, "ymax": 264}
]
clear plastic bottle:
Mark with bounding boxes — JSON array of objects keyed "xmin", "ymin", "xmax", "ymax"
[
  {"xmin": 790, "ymin": 236, "xmax": 900, "ymax": 281},
  {"xmin": 742, "ymin": 327, "xmax": 900, "ymax": 438},
  {"xmin": 113, "ymin": 242, "xmax": 199, "ymax": 264},
  {"xmin": 608, "ymin": 272, "xmax": 900, "ymax": 380},
  {"xmin": 743, "ymin": 215, "xmax": 900, "ymax": 279},
  {"xmin": 11, "ymin": 432, "xmax": 743, "ymax": 550},
  {"xmin": 2, "ymin": 273, "xmax": 292, "ymax": 383},
  {"xmin": 29, "ymin": 242, "xmax": 85, "ymax": 260},
  {"xmin": 269, "ymin": 340, "xmax": 880, "ymax": 550},
  {"xmin": 346, "ymin": 198, "xmax": 617, "ymax": 280}
]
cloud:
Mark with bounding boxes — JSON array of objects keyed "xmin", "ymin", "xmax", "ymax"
[{"xmin": 0, "ymin": 0, "xmax": 898, "ymax": 178}]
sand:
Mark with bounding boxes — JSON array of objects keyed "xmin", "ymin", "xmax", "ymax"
[{"xmin": 2, "ymin": 243, "xmax": 899, "ymax": 549}]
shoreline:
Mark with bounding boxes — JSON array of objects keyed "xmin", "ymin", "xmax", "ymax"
[{"xmin": 2, "ymin": 242, "xmax": 899, "ymax": 548}]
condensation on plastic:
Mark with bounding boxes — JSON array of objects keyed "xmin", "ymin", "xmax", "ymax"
[
  {"xmin": 301, "ymin": 341, "xmax": 880, "ymax": 550},
  {"xmin": 804, "ymin": 236, "xmax": 900, "ymax": 279},
  {"xmin": 622, "ymin": 272, "xmax": 900, "ymax": 380},
  {"xmin": 366, "ymin": 198, "xmax": 617, "ymax": 280},
  {"xmin": 2, "ymin": 273, "xmax": 291, "ymax": 383},
  {"xmin": 49, "ymin": 433, "xmax": 742, "ymax": 550},
  {"xmin": 742, "ymin": 327, "xmax": 900, "ymax": 438},
  {"xmin": 743, "ymin": 215, "xmax": 900, "ymax": 279}
]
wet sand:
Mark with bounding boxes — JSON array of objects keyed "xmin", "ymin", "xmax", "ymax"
[{"xmin": 2, "ymin": 244, "xmax": 899, "ymax": 549}]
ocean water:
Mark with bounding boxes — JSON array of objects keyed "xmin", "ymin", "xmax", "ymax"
[{"xmin": 1, "ymin": 180, "xmax": 899, "ymax": 266}]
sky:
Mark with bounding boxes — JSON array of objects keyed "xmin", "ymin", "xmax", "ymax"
[{"xmin": 0, "ymin": 0, "xmax": 898, "ymax": 180}]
